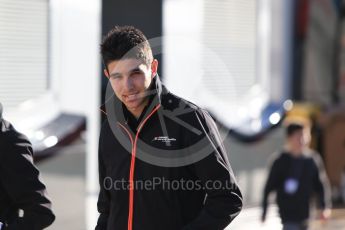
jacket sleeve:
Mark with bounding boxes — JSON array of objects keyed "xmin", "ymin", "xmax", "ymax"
[
  {"xmin": 261, "ymin": 156, "xmax": 280, "ymax": 222},
  {"xmin": 182, "ymin": 109, "xmax": 243, "ymax": 230},
  {"xmin": 312, "ymin": 153, "xmax": 331, "ymax": 210},
  {"xmin": 95, "ymin": 125, "xmax": 110, "ymax": 230},
  {"xmin": 0, "ymin": 121, "xmax": 55, "ymax": 230}
]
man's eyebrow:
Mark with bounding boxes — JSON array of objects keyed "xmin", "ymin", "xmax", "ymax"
[
  {"xmin": 109, "ymin": 66, "xmax": 143, "ymax": 77},
  {"xmin": 109, "ymin": 72, "xmax": 121, "ymax": 77},
  {"xmin": 129, "ymin": 67, "xmax": 143, "ymax": 73}
]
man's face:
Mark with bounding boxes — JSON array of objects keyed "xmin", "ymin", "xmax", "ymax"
[
  {"xmin": 105, "ymin": 58, "xmax": 158, "ymax": 115},
  {"xmin": 288, "ymin": 129, "xmax": 308, "ymax": 152}
]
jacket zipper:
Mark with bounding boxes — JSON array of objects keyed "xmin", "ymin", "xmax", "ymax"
[{"xmin": 117, "ymin": 104, "xmax": 161, "ymax": 230}]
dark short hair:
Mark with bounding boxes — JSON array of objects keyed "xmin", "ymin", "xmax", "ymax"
[
  {"xmin": 101, "ymin": 25, "xmax": 153, "ymax": 69},
  {"xmin": 286, "ymin": 123, "xmax": 304, "ymax": 137}
]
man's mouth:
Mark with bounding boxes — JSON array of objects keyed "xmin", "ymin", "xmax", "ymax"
[{"xmin": 123, "ymin": 93, "xmax": 140, "ymax": 102}]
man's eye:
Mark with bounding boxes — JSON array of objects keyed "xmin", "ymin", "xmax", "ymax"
[{"xmin": 110, "ymin": 75, "xmax": 121, "ymax": 80}]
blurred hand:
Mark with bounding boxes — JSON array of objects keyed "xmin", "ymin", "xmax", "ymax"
[{"xmin": 319, "ymin": 208, "xmax": 331, "ymax": 221}]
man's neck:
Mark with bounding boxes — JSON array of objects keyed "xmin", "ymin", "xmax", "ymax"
[{"xmin": 285, "ymin": 144, "xmax": 303, "ymax": 157}]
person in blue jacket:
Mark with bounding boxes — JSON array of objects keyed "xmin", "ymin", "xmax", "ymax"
[{"xmin": 262, "ymin": 123, "xmax": 331, "ymax": 230}]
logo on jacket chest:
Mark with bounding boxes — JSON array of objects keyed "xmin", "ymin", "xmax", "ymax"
[{"xmin": 152, "ymin": 136, "xmax": 177, "ymax": 144}]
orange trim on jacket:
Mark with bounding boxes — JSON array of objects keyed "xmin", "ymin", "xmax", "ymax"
[{"xmin": 117, "ymin": 104, "xmax": 161, "ymax": 230}]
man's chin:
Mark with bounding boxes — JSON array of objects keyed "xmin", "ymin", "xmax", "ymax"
[
  {"xmin": 124, "ymin": 102, "xmax": 141, "ymax": 111},
  {"xmin": 123, "ymin": 97, "xmax": 148, "ymax": 114}
]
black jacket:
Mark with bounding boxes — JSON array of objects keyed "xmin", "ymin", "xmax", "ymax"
[
  {"xmin": 262, "ymin": 150, "xmax": 331, "ymax": 223},
  {"xmin": 0, "ymin": 115, "xmax": 55, "ymax": 229},
  {"xmin": 96, "ymin": 75, "xmax": 243, "ymax": 230}
]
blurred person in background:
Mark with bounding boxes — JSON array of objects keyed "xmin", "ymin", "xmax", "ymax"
[
  {"xmin": 95, "ymin": 26, "xmax": 243, "ymax": 230},
  {"xmin": 261, "ymin": 123, "xmax": 331, "ymax": 230},
  {"xmin": 0, "ymin": 103, "xmax": 55, "ymax": 229}
]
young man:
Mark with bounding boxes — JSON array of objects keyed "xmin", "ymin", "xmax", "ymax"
[
  {"xmin": 261, "ymin": 123, "xmax": 331, "ymax": 230},
  {"xmin": 96, "ymin": 26, "xmax": 243, "ymax": 230},
  {"xmin": 0, "ymin": 103, "xmax": 55, "ymax": 229}
]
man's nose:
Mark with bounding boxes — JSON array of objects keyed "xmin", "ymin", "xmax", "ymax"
[{"xmin": 124, "ymin": 77, "xmax": 134, "ymax": 90}]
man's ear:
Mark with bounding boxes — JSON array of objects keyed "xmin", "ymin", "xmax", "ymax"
[
  {"xmin": 151, "ymin": 59, "xmax": 158, "ymax": 78},
  {"xmin": 104, "ymin": 69, "xmax": 110, "ymax": 78}
]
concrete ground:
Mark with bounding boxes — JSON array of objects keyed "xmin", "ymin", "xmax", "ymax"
[{"xmin": 37, "ymin": 141, "xmax": 86, "ymax": 230}]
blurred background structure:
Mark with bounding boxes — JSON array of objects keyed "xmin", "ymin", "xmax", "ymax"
[{"xmin": 1, "ymin": 0, "xmax": 345, "ymax": 229}]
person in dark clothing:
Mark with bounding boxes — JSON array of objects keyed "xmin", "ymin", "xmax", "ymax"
[
  {"xmin": 261, "ymin": 123, "xmax": 331, "ymax": 230},
  {"xmin": 95, "ymin": 26, "xmax": 243, "ymax": 230},
  {"xmin": 0, "ymin": 103, "xmax": 55, "ymax": 229}
]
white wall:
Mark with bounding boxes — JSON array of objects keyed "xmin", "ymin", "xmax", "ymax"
[
  {"xmin": 50, "ymin": 0, "xmax": 101, "ymax": 229},
  {"xmin": 50, "ymin": 0, "xmax": 101, "ymax": 115},
  {"xmin": 163, "ymin": 0, "xmax": 259, "ymax": 129}
]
